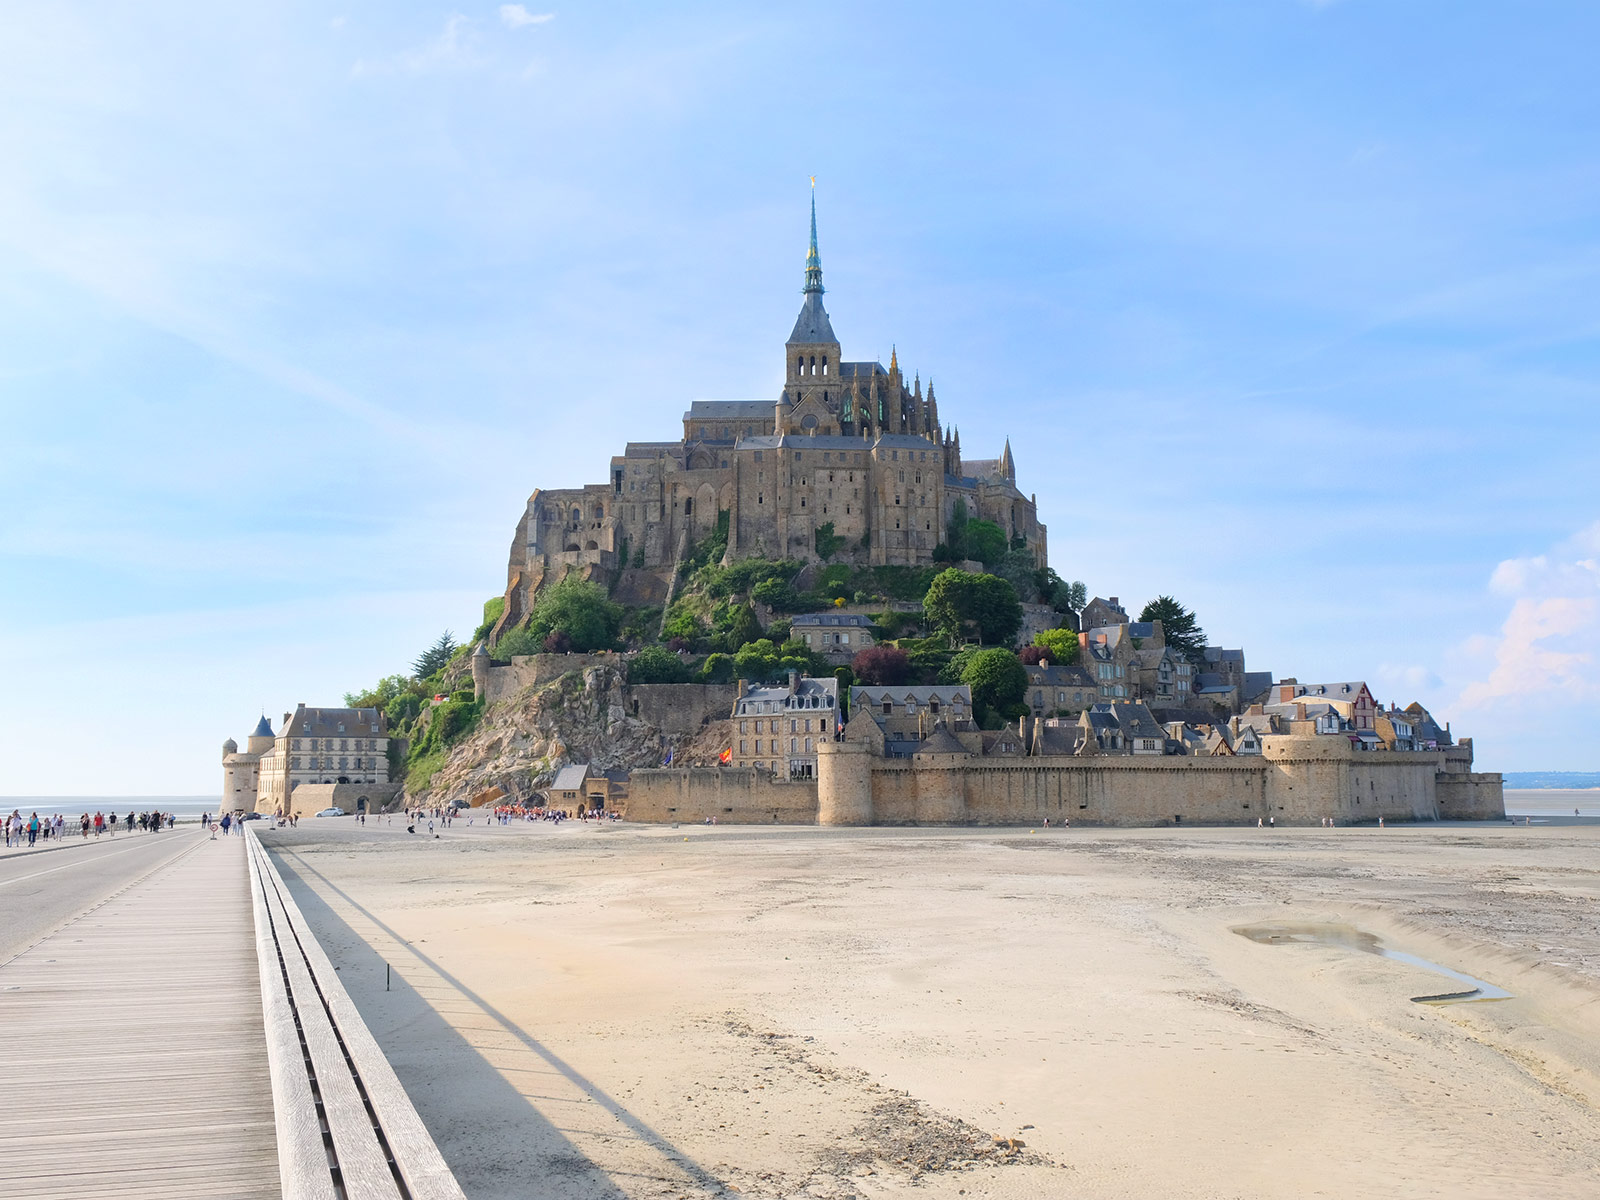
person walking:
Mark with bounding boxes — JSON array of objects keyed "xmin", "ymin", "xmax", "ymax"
[
  {"xmin": 27, "ymin": 812, "xmax": 40, "ymax": 847},
  {"xmin": 220, "ymin": 813, "xmax": 232, "ymax": 837},
  {"xmin": 94, "ymin": 811, "xmax": 104, "ymax": 837}
]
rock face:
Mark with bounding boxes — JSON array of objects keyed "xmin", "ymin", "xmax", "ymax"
[{"xmin": 410, "ymin": 665, "xmax": 727, "ymax": 806}]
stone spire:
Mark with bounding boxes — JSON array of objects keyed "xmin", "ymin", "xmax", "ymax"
[
  {"xmin": 889, "ymin": 344, "xmax": 898, "ymax": 376},
  {"xmin": 1000, "ymin": 437, "xmax": 1015, "ymax": 481},
  {"xmin": 787, "ymin": 188, "xmax": 838, "ymax": 351}
]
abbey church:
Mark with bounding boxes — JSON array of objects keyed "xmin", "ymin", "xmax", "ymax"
[{"xmin": 495, "ymin": 197, "xmax": 1047, "ymax": 632}]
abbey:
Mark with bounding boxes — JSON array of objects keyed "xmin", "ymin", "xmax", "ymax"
[{"xmin": 495, "ymin": 197, "xmax": 1046, "ymax": 633}]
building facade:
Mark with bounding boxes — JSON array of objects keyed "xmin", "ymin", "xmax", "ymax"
[
  {"xmin": 493, "ymin": 196, "xmax": 1047, "ymax": 641},
  {"xmin": 730, "ymin": 674, "xmax": 840, "ymax": 779},
  {"xmin": 251, "ymin": 704, "xmax": 391, "ymax": 815}
]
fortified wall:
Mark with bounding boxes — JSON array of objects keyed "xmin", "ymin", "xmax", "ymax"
[{"xmin": 627, "ymin": 733, "xmax": 1504, "ymax": 826}]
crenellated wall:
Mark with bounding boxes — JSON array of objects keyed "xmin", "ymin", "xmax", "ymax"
[{"xmin": 630, "ymin": 734, "xmax": 1505, "ymax": 827}]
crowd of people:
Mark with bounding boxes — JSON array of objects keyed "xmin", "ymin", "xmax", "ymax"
[{"xmin": 4, "ymin": 808, "xmax": 176, "ymax": 848}]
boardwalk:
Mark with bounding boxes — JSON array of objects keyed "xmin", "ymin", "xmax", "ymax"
[{"xmin": 0, "ymin": 832, "xmax": 281, "ymax": 1199}]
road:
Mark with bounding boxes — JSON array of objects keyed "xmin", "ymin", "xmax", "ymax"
[{"xmin": 0, "ymin": 828, "xmax": 214, "ymax": 960}]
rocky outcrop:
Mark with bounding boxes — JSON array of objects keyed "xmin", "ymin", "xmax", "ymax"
[{"xmin": 409, "ymin": 665, "xmax": 728, "ymax": 806}]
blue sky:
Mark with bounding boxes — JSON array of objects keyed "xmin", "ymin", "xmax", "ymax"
[{"xmin": 4, "ymin": 1, "xmax": 1598, "ymax": 792}]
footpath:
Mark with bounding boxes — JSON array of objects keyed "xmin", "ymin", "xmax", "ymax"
[{"xmin": 0, "ymin": 833, "xmax": 281, "ymax": 1198}]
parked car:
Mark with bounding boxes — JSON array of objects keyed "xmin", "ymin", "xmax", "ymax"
[
  {"xmin": 314, "ymin": 807, "xmax": 346, "ymax": 818},
  {"xmin": 241, "ymin": 812, "xmax": 266, "ymax": 821}
]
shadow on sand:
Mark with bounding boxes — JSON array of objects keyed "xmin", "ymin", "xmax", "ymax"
[{"xmin": 267, "ymin": 846, "xmax": 729, "ymax": 1200}]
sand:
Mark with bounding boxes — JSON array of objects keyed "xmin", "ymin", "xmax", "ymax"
[{"xmin": 262, "ymin": 820, "xmax": 1600, "ymax": 1199}]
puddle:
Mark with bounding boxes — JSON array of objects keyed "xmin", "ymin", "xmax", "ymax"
[{"xmin": 1234, "ymin": 922, "xmax": 1512, "ymax": 1004}]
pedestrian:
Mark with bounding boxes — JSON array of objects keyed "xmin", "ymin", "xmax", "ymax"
[
  {"xmin": 1379, "ymin": 816, "xmax": 1385, "ymax": 828},
  {"xmin": 221, "ymin": 813, "xmax": 232, "ymax": 836},
  {"xmin": 27, "ymin": 812, "xmax": 39, "ymax": 847},
  {"xmin": 94, "ymin": 811, "xmax": 104, "ymax": 837},
  {"xmin": 1257, "ymin": 817, "xmax": 1263, "ymax": 828},
  {"xmin": 80, "ymin": 813, "xmax": 90, "ymax": 839}
]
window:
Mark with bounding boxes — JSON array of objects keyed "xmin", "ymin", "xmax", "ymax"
[
  {"xmin": 790, "ymin": 737, "xmax": 798, "ymax": 753},
  {"xmin": 790, "ymin": 719, "xmax": 797, "ymax": 734},
  {"xmin": 739, "ymin": 741, "xmax": 746, "ymax": 755},
  {"xmin": 755, "ymin": 739, "xmax": 763, "ymax": 754},
  {"xmin": 883, "ymin": 700, "xmax": 893, "ymax": 715}
]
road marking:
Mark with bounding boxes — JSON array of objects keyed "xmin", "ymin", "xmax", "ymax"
[{"xmin": 0, "ymin": 833, "xmax": 201, "ymax": 887}]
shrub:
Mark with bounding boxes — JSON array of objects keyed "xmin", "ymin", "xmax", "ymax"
[
  {"xmin": 815, "ymin": 521, "xmax": 845, "ymax": 560},
  {"xmin": 526, "ymin": 576, "xmax": 622, "ymax": 652},
  {"xmin": 853, "ymin": 645, "xmax": 912, "ymax": 686},
  {"xmin": 543, "ymin": 630, "xmax": 573, "ymax": 653},
  {"xmin": 1019, "ymin": 645, "xmax": 1049, "ymax": 666},
  {"xmin": 700, "ymin": 653, "xmax": 734, "ymax": 684},
  {"xmin": 628, "ymin": 645, "xmax": 692, "ymax": 685},
  {"xmin": 1032, "ymin": 627, "xmax": 1080, "ymax": 665}
]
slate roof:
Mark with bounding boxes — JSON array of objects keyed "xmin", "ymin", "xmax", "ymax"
[
  {"xmin": 1204, "ymin": 647, "xmax": 1245, "ymax": 665},
  {"xmin": 1026, "ymin": 664, "xmax": 1096, "ymax": 688},
  {"xmin": 1242, "ymin": 671, "xmax": 1273, "ymax": 702},
  {"xmin": 285, "ymin": 705, "xmax": 384, "ymax": 738},
  {"xmin": 788, "ymin": 292, "xmax": 838, "ymax": 344},
  {"xmin": 550, "ymin": 764, "xmax": 590, "ymax": 791},
  {"xmin": 836, "ymin": 361, "xmax": 888, "ymax": 379},
  {"xmin": 1034, "ymin": 724, "xmax": 1083, "ymax": 756},
  {"xmin": 252, "ymin": 715, "xmax": 274, "ymax": 738},
  {"xmin": 686, "ymin": 400, "xmax": 774, "ymax": 420},
  {"xmin": 916, "ymin": 724, "xmax": 968, "ymax": 755},
  {"xmin": 851, "ymin": 685, "xmax": 972, "ymax": 708},
  {"xmin": 1194, "ymin": 672, "xmax": 1235, "ymax": 695},
  {"xmin": 792, "ymin": 612, "xmax": 875, "ymax": 628},
  {"xmin": 1110, "ymin": 703, "xmax": 1166, "ymax": 741},
  {"xmin": 1127, "ymin": 622, "xmax": 1157, "ymax": 639},
  {"xmin": 737, "ymin": 676, "xmax": 839, "ymax": 714}
]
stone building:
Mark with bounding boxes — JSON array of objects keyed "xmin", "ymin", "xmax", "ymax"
[
  {"xmin": 493, "ymin": 195, "xmax": 1047, "ymax": 640},
  {"xmin": 253, "ymin": 704, "xmax": 391, "ymax": 815},
  {"xmin": 730, "ymin": 674, "xmax": 839, "ymax": 779},
  {"xmin": 791, "ymin": 612, "xmax": 876, "ymax": 663},
  {"xmin": 220, "ymin": 715, "xmax": 276, "ymax": 815}
]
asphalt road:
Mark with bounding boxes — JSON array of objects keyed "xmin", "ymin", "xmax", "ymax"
[{"xmin": 0, "ymin": 828, "xmax": 212, "ymax": 960}]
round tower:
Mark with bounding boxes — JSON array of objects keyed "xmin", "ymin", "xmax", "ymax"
[
  {"xmin": 817, "ymin": 739, "xmax": 874, "ymax": 826},
  {"xmin": 471, "ymin": 641, "xmax": 491, "ymax": 701},
  {"xmin": 246, "ymin": 714, "xmax": 275, "ymax": 756}
]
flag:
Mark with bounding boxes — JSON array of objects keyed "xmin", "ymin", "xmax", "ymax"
[
  {"xmin": 719, "ymin": 747, "xmax": 732, "ymax": 764},
  {"xmin": 663, "ymin": 747, "xmax": 673, "ymax": 766}
]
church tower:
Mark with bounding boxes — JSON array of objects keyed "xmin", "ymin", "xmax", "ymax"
[{"xmin": 784, "ymin": 191, "xmax": 841, "ymax": 404}]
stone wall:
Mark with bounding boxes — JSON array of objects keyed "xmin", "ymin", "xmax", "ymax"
[
  {"xmin": 626, "ymin": 768, "xmax": 819, "ymax": 824},
  {"xmin": 1434, "ymin": 772, "xmax": 1507, "ymax": 821},
  {"xmin": 480, "ymin": 652, "xmax": 623, "ymax": 702},
  {"xmin": 288, "ymin": 782, "xmax": 402, "ymax": 817},
  {"xmin": 629, "ymin": 683, "xmax": 741, "ymax": 737}
]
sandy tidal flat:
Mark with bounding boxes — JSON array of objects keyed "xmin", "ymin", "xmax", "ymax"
[{"xmin": 264, "ymin": 821, "xmax": 1600, "ymax": 1199}]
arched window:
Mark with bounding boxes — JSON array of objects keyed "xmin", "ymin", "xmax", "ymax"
[
  {"xmin": 821, "ymin": 356, "xmax": 828, "ymax": 375},
  {"xmin": 797, "ymin": 356, "xmax": 804, "ymax": 374},
  {"xmin": 684, "ymin": 497, "xmax": 693, "ymax": 515}
]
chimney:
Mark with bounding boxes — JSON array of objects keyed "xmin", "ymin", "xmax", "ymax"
[
  {"xmin": 736, "ymin": 679, "xmax": 747, "ymax": 699},
  {"xmin": 1296, "ymin": 703, "xmax": 1307, "ymax": 721},
  {"xmin": 1109, "ymin": 596, "xmax": 1118, "ymax": 606},
  {"xmin": 788, "ymin": 669, "xmax": 799, "ymax": 694},
  {"xmin": 283, "ymin": 712, "xmax": 291, "ymax": 727}
]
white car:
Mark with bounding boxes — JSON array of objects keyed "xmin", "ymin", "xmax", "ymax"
[{"xmin": 314, "ymin": 807, "xmax": 346, "ymax": 818}]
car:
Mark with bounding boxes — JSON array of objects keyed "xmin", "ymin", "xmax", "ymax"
[
  {"xmin": 241, "ymin": 812, "xmax": 266, "ymax": 821},
  {"xmin": 314, "ymin": 807, "xmax": 346, "ymax": 818}
]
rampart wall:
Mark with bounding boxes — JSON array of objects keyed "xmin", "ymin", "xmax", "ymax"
[
  {"xmin": 627, "ymin": 768, "xmax": 819, "ymax": 824},
  {"xmin": 629, "ymin": 683, "xmax": 741, "ymax": 737},
  {"xmin": 623, "ymin": 735, "xmax": 1504, "ymax": 827}
]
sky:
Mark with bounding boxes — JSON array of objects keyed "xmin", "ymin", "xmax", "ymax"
[{"xmin": 3, "ymin": 1, "xmax": 1599, "ymax": 793}]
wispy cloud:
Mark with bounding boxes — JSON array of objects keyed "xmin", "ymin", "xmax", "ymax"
[
  {"xmin": 1456, "ymin": 522, "xmax": 1600, "ymax": 710},
  {"xmin": 500, "ymin": 5, "xmax": 555, "ymax": 29},
  {"xmin": 352, "ymin": 14, "xmax": 484, "ymax": 78}
]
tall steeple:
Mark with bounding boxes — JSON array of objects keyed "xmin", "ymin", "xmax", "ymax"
[
  {"xmin": 804, "ymin": 189, "xmax": 824, "ymax": 295},
  {"xmin": 1000, "ymin": 437, "xmax": 1016, "ymax": 481},
  {"xmin": 786, "ymin": 184, "xmax": 840, "ymax": 386}
]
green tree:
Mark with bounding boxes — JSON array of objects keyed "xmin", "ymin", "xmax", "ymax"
[
  {"xmin": 412, "ymin": 631, "xmax": 458, "ymax": 679},
  {"xmin": 628, "ymin": 645, "xmax": 692, "ymax": 684},
  {"xmin": 1138, "ymin": 595, "xmax": 1207, "ymax": 663},
  {"xmin": 700, "ymin": 653, "xmax": 735, "ymax": 684},
  {"xmin": 923, "ymin": 569, "xmax": 1023, "ymax": 647},
  {"xmin": 963, "ymin": 519, "xmax": 1008, "ymax": 566},
  {"xmin": 1032, "ymin": 628, "xmax": 1081, "ymax": 665},
  {"xmin": 723, "ymin": 601, "xmax": 763, "ymax": 652},
  {"xmin": 344, "ymin": 674, "xmax": 412, "ymax": 709},
  {"xmin": 961, "ymin": 649, "xmax": 1028, "ymax": 722},
  {"xmin": 733, "ymin": 638, "xmax": 782, "ymax": 681},
  {"xmin": 814, "ymin": 521, "xmax": 845, "ymax": 560},
  {"xmin": 527, "ymin": 576, "xmax": 622, "ymax": 652}
]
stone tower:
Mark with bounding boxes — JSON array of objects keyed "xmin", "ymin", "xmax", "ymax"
[{"xmin": 471, "ymin": 640, "xmax": 490, "ymax": 702}]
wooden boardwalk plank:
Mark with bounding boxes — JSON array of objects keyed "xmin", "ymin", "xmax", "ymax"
[{"xmin": 0, "ymin": 835, "xmax": 281, "ymax": 1200}]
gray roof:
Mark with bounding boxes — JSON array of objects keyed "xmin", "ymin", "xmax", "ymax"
[
  {"xmin": 550, "ymin": 764, "xmax": 590, "ymax": 791},
  {"xmin": 1026, "ymin": 663, "xmax": 1095, "ymax": 688},
  {"xmin": 685, "ymin": 400, "xmax": 774, "ymax": 420},
  {"xmin": 1110, "ymin": 702, "xmax": 1165, "ymax": 741},
  {"xmin": 1204, "ymin": 647, "xmax": 1245, "ymax": 664},
  {"xmin": 1035, "ymin": 724, "xmax": 1082, "ymax": 755},
  {"xmin": 917, "ymin": 723, "xmax": 968, "ymax": 755},
  {"xmin": 1127, "ymin": 622, "xmax": 1157, "ymax": 639},
  {"xmin": 252, "ymin": 715, "xmax": 274, "ymax": 738},
  {"xmin": 286, "ymin": 705, "xmax": 384, "ymax": 738},
  {"xmin": 1242, "ymin": 671, "xmax": 1273, "ymax": 699},
  {"xmin": 736, "ymin": 676, "xmax": 839, "ymax": 714},
  {"xmin": 852, "ymin": 685, "xmax": 972, "ymax": 706},
  {"xmin": 1283, "ymin": 681, "xmax": 1370, "ymax": 699},
  {"xmin": 792, "ymin": 612, "xmax": 874, "ymax": 628},
  {"xmin": 837, "ymin": 361, "xmax": 886, "ymax": 379},
  {"xmin": 788, "ymin": 292, "xmax": 838, "ymax": 345},
  {"xmin": 1195, "ymin": 672, "xmax": 1234, "ymax": 694}
]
